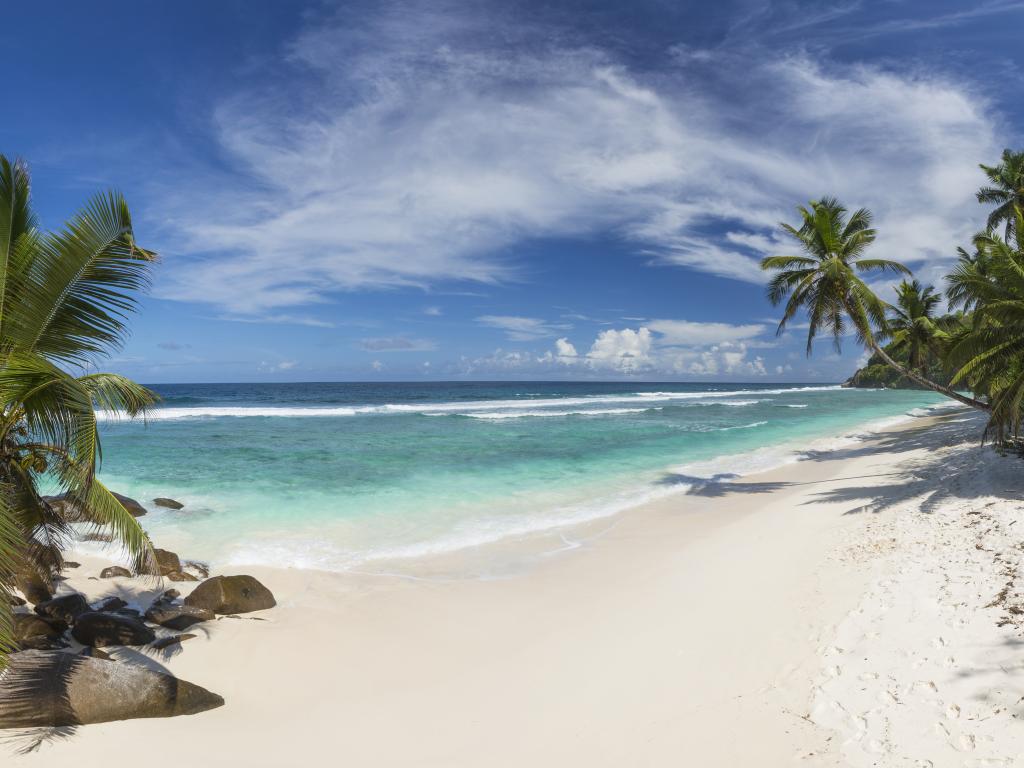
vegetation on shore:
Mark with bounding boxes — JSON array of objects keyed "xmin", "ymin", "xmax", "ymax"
[
  {"xmin": 763, "ymin": 149, "xmax": 1024, "ymax": 442},
  {"xmin": 0, "ymin": 157, "xmax": 159, "ymax": 671}
]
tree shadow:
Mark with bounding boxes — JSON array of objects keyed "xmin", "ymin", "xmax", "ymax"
[
  {"xmin": 654, "ymin": 472, "xmax": 792, "ymax": 497},
  {"xmin": 800, "ymin": 411, "xmax": 985, "ymax": 465},
  {"xmin": 0, "ymin": 652, "xmax": 81, "ymax": 753},
  {"xmin": 0, "ymin": 724, "xmax": 76, "ymax": 756},
  {"xmin": 651, "ymin": 411, "xmax": 987, "ymax": 505},
  {"xmin": 805, "ymin": 435, "xmax": 1024, "ymax": 516},
  {"xmin": 655, "ymin": 471, "xmax": 907, "ymax": 499}
]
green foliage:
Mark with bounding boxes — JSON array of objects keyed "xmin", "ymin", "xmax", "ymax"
[
  {"xmin": 762, "ymin": 199, "xmax": 987, "ymax": 411},
  {"xmin": 945, "ymin": 208, "xmax": 1024, "ymax": 441},
  {"xmin": 821, "ymin": 148, "xmax": 1024, "ymax": 441},
  {"xmin": 0, "ymin": 157, "xmax": 158, "ymax": 670},
  {"xmin": 845, "ymin": 347, "xmax": 953, "ymax": 390},
  {"xmin": 977, "ymin": 149, "xmax": 1024, "ymax": 239},
  {"xmin": 761, "ymin": 197, "xmax": 909, "ymax": 355}
]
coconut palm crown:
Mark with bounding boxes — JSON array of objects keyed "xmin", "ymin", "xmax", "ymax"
[
  {"xmin": 0, "ymin": 156, "xmax": 159, "ymax": 670},
  {"xmin": 977, "ymin": 148, "xmax": 1024, "ymax": 238},
  {"xmin": 946, "ymin": 207, "xmax": 1024, "ymax": 441},
  {"xmin": 761, "ymin": 197, "xmax": 988, "ymax": 411},
  {"xmin": 882, "ymin": 280, "xmax": 947, "ymax": 374}
]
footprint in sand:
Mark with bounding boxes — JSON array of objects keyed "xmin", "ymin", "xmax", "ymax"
[{"xmin": 945, "ymin": 703, "xmax": 960, "ymax": 720}]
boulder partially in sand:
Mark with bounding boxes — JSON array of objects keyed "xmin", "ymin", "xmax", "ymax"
[
  {"xmin": 100, "ymin": 566, "xmax": 132, "ymax": 579},
  {"xmin": 71, "ymin": 612, "xmax": 155, "ymax": 647},
  {"xmin": 145, "ymin": 604, "xmax": 214, "ymax": 631},
  {"xmin": 184, "ymin": 575, "xmax": 276, "ymax": 615},
  {"xmin": 153, "ymin": 497, "xmax": 184, "ymax": 509},
  {"xmin": 0, "ymin": 651, "xmax": 224, "ymax": 727},
  {"xmin": 34, "ymin": 594, "xmax": 91, "ymax": 624},
  {"xmin": 112, "ymin": 492, "xmax": 147, "ymax": 517},
  {"xmin": 15, "ymin": 570, "xmax": 54, "ymax": 605},
  {"xmin": 95, "ymin": 597, "xmax": 128, "ymax": 612},
  {"xmin": 153, "ymin": 548, "xmax": 182, "ymax": 576},
  {"xmin": 13, "ymin": 614, "xmax": 67, "ymax": 651},
  {"xmin": 46, "ymin": 491, "xmax": 147, "ymax": 519},
  {"xmin": 166, "ymin": 570, "xmax": 198, "ymax": 582}
]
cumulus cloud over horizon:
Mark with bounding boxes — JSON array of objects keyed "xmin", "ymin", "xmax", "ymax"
[
  {"xmin": 463, "ymin": 318, "xmax": 770, "ymax": 377},
  {"xmin": 152, "ymin": 2, "xmax": 1002, "ymax": 317}
]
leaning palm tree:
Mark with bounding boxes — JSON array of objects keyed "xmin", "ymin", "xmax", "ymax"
[
  {"xmin": 946, "ymin": 207, "xmax": 1024, "ymax": 441},
  {"xmin": 977, "ymin": 149, "xmax": 1024, "ymax": 238},
  {"xmin": 0, "ymin": 157, "xmax": 158, "ymax": 670},
  {"xmin": 761, "ymin": 198, "xmax": 988, "ymax": 411},
  {"xmin": 882, "ymin": 280, "xmax": 946, "ymax": 375}
]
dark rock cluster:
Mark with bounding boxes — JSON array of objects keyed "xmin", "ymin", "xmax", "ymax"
[{"xmin": 1, "ymin": 516, "xmax": 276, "ymax": 730}]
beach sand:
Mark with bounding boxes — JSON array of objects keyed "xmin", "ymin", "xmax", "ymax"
[{"xmin": 6, "ymin": 408, "xmax": 1023, "ymax": 766}]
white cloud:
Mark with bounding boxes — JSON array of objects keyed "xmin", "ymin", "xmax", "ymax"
[
  {"xmin": 221, "ymin": 314, "xmax": 336, "ymax": 328},
  {"xmin": 537, "ymin": 337, "xmax": 579, "ymax": 365},
  {"xmin": 532, "ymin": 321, "xmax": 770, "ymax": 377},
  {"xmin": 646, "ymin": 319, "xmax": 766, "ymax": 346},
  {"xmin": 258, "ymin": 360, "xmax": 297, "ymax": 372},
  {"xmin": 371, "ymin": 360, "xmax": 384, "ymax": 371},
  {"xmin": 476, "ymin": 315, "xmax": 569, "ymax": 341},
  {"xmin": 359, "ymin": 337, "xmax": 436, "ymax": 352},
  {"xmin": 461, "ymin": 349, "xmax": 537, "ymax": 373},
  {"xmin": 554, "ymin": 337, "xmax": 578, "ymax": 358},
  {"xmin": 153, "ymin": 4, "xmax": 1003, "ymax": 315},
  {"xmin": 423, "ymin": 306, "xmax": 443, "ymax": 316},
  {"xmin": 679, "ymin": 342, "xmax": 766, "ymax": 377},
  {"xmin": 586, "ymin": 328, "xmax": 654, "ymax": 373}
]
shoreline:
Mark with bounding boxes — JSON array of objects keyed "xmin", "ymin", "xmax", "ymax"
[
  {"xmin": 10, "ymin": 406, "xmax": 1022, "ymax": 766},
  {"xmin": 101, "ymin": 394, "xmax": 957, "ymax": 577}
]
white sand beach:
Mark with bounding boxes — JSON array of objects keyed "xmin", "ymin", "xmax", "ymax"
[{"xmin": 6, "ymin": 408, "xmax": 1023, "ymax": 767}]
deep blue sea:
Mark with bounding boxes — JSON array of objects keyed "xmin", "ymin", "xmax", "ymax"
[{"xmin": 92, "ymin": 382, "xmax": 948, "ymax": 570}]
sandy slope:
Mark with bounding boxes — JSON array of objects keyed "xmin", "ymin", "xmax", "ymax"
[
  {"xmin": 811, "ymin": 415, "xmax": 1024, "ymax": 766},
  {"xmin": 5, "ymin": 408, "xmax": 1020, "ymax": 767}
]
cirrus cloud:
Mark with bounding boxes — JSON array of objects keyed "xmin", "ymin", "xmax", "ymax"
[{"xmin": 152, "ymin": 2, "xmax": 1002, "ymax": 318}]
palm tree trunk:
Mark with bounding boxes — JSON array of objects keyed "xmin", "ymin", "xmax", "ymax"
[{"xmin": 868, "ymin": 340, "xmax": 990, "ymax": 411}]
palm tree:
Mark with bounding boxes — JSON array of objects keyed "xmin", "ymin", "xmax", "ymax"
[
  {"xmin": 761, "ymin": 197, "xmax": 988, "ymax": 411},
  {"xmin": 946, "ymin": 207, "xmax": 1024, "ymax": 441},
  {"xmin": 0, "ymin": 157, "xmax": 158, "ymax": 670},
  {"xmin": 977, "ymin": 149, "xmax": 1024, "ymax": 238},
  {"xmin": 947, "ymin": 232, "xmax": 992, "ymax": 312},
  {"xmin": 882, "ymin": 280, "xmax": 946, "ymax": 374}
]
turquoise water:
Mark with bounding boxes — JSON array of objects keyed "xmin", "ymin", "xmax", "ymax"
[{"xmin": 92, "ymin": 382, "xmax": 947, "ymax": 570}]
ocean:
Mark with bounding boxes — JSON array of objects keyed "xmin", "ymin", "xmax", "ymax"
[{"xmin": 92, "ymin": 381, "xmax": 949, "ymax": 571}]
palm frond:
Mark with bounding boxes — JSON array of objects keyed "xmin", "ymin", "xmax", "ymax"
[{"xmin": 6, "ymin": 191, "xmax": 157, "ymax": 364}]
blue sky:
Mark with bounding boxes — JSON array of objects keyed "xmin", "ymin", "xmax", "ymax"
[{"xmin": 3, "ymin": 0, "xmax": 1023, "ymax": 382}]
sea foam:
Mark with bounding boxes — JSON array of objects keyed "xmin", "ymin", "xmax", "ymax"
[{"xmin": 99, "ymin": 385, "xmax": 841, "ymax": 421}]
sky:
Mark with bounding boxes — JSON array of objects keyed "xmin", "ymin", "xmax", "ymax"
[{"xmin": 3, "ymin": 0, "xmax": 1023, "ymax": 383}]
